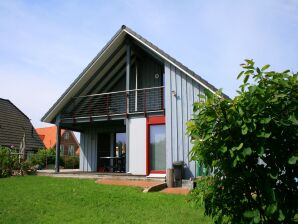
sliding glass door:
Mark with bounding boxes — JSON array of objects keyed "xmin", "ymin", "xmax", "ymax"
[{"xmin": 149, "ymin": 124, "xmax": 166, "ymax": 172}]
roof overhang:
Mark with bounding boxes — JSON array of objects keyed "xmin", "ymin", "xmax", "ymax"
[{"xmin": 42, "ymin": 25, "xmax": 225, "ymax": 124}]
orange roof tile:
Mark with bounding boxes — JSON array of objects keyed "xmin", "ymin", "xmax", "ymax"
[{"xmin": 35, "ymin": 126, "xmax": 65, "ymax": 149}]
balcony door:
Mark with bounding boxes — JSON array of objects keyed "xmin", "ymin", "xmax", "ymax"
[{"xmin": 97, "ymin": 133, "xmax": 110, "ymax": 172}]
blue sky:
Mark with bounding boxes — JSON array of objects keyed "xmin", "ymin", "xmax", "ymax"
[{"xmin": 0, "ymin": 0, "xmax": 297, "ymax": 129}]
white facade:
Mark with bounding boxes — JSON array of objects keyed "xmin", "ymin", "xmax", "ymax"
[{"xmin": 128, "ymin": 118, "xmax": 147, "ymax": 175}]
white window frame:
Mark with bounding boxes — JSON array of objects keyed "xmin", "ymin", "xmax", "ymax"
[
  {"xmin": 68, "ymin": 145, "xmax": 74, "ymax": 156},
  {"xmin": 64, "ymin": 132, "xmax": 69, "ymax": 140}
]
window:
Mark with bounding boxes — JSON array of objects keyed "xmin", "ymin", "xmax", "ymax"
[
  {"xmin": 68, "ymin": 145, "xmax": 74, "ymax": 156},
  {"xmin": 115, "ymin": 133, "xmax": 126, "ymax": 157},
  {"xmin": 150, "ymin": 124, "xmax": 166, "ymax": 171},
  {"xmin": 64, "ymin": 132, "xmax": 69, "ymax": 140},
  {"xmin": 60, "ymin": 145, "xmax": 64, "ymax": 156}
]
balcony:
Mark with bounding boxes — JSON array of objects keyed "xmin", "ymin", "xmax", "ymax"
[{"xmin": 61, "ymin": 86, "xmax": 164, "ymax": 121}]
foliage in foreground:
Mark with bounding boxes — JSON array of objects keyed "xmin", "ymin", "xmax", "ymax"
[
  {"xmin": 187, "ymin": 60, "xmax": 298, "ymax": 223},
  {"xmin": 0, "ymin": 147, "xmax": 34, "ymax": 177}
]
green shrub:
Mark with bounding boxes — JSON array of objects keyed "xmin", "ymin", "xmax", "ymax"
[
  {"xmin": 30, "ymin": 148, "xmax": 57, "ymax": 168},
  {"xmin": 187, "ymin": 60, "xmax": 298, "ymax": 223},
  {"xmin": 0, "ymin": 147, "xmax": 36, "ymax": 177},
  {"xmin": 188, "ymin": 176, "xmax": 214, "ymax": 208},
  {"xmin": 63, "ymin": 156, "xmax": 79, "ymax": 169},
  {"xmin": 0, "ymin": 147, "xmax": 13, "ymax": 177}
]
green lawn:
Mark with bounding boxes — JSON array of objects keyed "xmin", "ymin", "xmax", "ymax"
[{"xmin": 0, "ymin": 176, "xmax": 210, "ymax": 224}]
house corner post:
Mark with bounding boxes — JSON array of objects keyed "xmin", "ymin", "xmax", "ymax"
[
  {"xmin": 55, "ymin": 115, "xmax": 61, "ymax": 173},
  {"xmin": 126, "ymin": 38, "xmax": 131, "ymax": 114},
  {"xmin": 125, "ymin": 38, "xmax": 131, "ymax": 173}
]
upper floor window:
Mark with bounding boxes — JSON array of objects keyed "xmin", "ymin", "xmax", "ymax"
[{"xmin": 64, "ymin": 132, "xmax": 69, "ymax": 140}]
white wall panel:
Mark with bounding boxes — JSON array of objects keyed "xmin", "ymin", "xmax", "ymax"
[{"xmin": 128, "ymin": 118, "xmax": 147, "ymax": 175}]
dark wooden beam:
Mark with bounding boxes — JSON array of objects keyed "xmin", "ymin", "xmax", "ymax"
[{"xmin": 55, "ymin": 115, "xmax": 61, "ymax": 173}]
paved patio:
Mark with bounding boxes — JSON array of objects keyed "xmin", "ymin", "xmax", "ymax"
[
  {"xmin": 37, "ymin": 169, "xmax": 191, "ymax": 195},
  {"xmin": 96, "ymin": 179, "xmax": 190, "ymax": 195},
  {"xmin": 96, "ymin": 179, "xmax": 163, "ymax": 188},
  {"xmin": 160, "ymin": 187, "xmax": 190, "ymax": 195}
]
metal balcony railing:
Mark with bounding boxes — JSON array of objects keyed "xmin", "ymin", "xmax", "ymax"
[{"xmin": 61, "ymin": 86, "xmax": 164, "ymax": 120}]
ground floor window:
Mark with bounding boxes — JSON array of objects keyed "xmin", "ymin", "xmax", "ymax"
[
  {"xmin": 60, "ymin": 145, "xmax": 64, "ymax": 156},
  {"xmin": 68, "ymin": 145, "xmax": 74, "ymax": 156},
  {"xmin": 115, "ymin": 133, "xmax": 126, "ymax": 157}
]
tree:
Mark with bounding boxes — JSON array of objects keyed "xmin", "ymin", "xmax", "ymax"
[{"xmin": 187, "ymin": 60, "xmax": 298, "ymax": 223}]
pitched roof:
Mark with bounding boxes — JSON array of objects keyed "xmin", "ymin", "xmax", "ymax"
[
  {"xmin": 35, "ymin": 126, "xmax": 65, "ymax": 148},
  {"xmin": 0, "ymin": 98, "xmax": 44, "ymax": 150},
  {"xmin": 42, "ymin": 25, "xmax": 228, "ymax": 123},
  {"xmin": 35, "ymin": 126, "xmax": 79, "ymax": 148}
]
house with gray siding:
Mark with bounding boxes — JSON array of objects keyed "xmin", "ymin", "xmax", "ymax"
[{"xmin": 42, "ymin": 25, "xmax": 226, "ymax": 178}]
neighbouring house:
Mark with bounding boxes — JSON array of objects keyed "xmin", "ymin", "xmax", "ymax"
[
  {"xmin": 0, "ymin": 98, "xmax": 44, "ymax": 157},
  {"xmin": 41, "ymin": 25, "xmax": 227, "ymax": 178},
  {"xmin": 36, "ymin": 126, "xmax": 80, "ymax": 156}
]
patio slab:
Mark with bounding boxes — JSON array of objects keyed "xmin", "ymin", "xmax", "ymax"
[
  {"xmin": 37, "ymin": 169, "xmax": 165, "ymax": 181},
  {"xmin": 96, "ymin": 179, "xmax": 164, "ymax": 189},
  {"xmin": 159, "ymin": 187, "xmax": 191, "ymax": 195},
  {"xmin": 96, "ymin": 179, "xmax": 190, "ymax": 194}
]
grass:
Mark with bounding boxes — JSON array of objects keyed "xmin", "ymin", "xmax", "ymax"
[{"xmin": 0, "ymin": 176, "xmax": 211, "ymax": 224}]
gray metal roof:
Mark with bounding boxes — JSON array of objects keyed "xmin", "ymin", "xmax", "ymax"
[
  {"xmin": 42, "ymin": 25, "xmax": 228, "ymax": 123},
  {"xmin": 0, "ymin": 98, "xmax": 44, "ymax": 150}
]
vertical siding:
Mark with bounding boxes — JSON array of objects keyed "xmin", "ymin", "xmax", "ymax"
[
  {"xmin": 187, "ymin": 77, "xmax": 196, "ymax": 177},
  {"xmin": 170, "ymin": 65, "xmax": 178, "ymax": 163},
  {"xmin": 176, "ymin": 69, "xmax": 183, "ymax": 162},
  {"xmin": 79, "ymin": 133, "xmax": 85, "ymax": 171},
  {"xmin": 80, "ymin": 129, "xmax": 97, "ymax": 172},
  {"xmin": 164, "ymin": 63, "xmax": 172, "ymax": 169},
  {"xmin": 181, "ymin": 73, "xmax": 189, "ymax": 172},
  {"xmin": 165, "ymin": 62, "xmax": 204, "ymax": 178}
]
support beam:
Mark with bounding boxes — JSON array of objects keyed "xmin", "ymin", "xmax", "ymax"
[
  {"xmin": 126, "ymin": 41, "xmax": 131, "ymax": 107},
  {"xmin": 125, "ymin": 40, "xmax": 131, "ymax": 173},
  {"xmin": 55, "ymin": 116, "xmax": 61, "ymax": 173},
  {"xmin": 135, "ymin": 61, "xmax": 138, "ymax": 112}
]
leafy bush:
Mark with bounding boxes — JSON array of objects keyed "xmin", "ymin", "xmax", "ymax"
[
  {"xmin": 0, "ymin": 147, "xmax": 14, "ymax": 177},
  {"xmin": 30, "ymin": 148, "xmax": 57, "ymax": 168},
  {"xmin": 187, "ymin": 60, "xmax": 298, "ymax": 223},
  {"xmin": 188, "ymin": 176, "xmax": 214, "ymax": 208},
  {"xmin": 0, "ymin": 147, "xmax": 36, "ymax": 177},
  {"xmin": 63, "ymin": 156, "xmax": 79, "ymax": 169}
]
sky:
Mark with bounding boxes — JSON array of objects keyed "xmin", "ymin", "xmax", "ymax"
[{"xmin": 0, "ymin": 0, "xmax": 297, "ymax": 131}]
